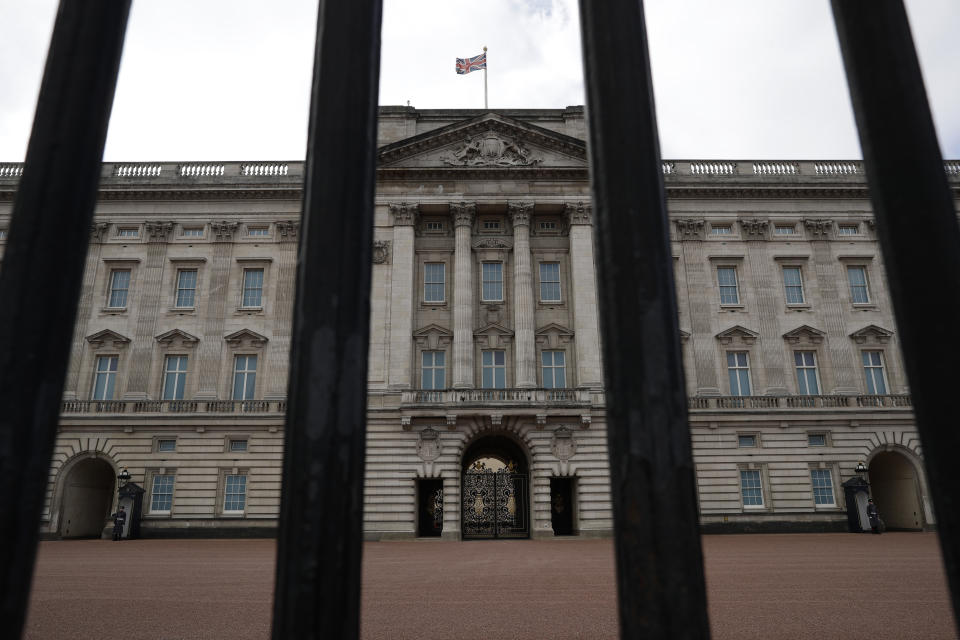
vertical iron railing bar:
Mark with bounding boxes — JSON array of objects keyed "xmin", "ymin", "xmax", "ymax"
[
  {"xmin": 577, "ymin": 0, "xmax": 711, "ymax": 637},
  {"xmin": 0, "ymin": 2, "xmax": 131, "ymax": 637},
  {"xmin": 831, "ymin": 1, "xmax": 960, "ymax": 629},
  {"xmin": 270, "ymin": 0, "xmax": 382, "ymax": 637}
]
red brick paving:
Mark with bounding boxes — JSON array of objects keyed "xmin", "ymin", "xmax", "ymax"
[{"xmin": 24, "ymin": 533, "xmax": 957, "ymax": 639}]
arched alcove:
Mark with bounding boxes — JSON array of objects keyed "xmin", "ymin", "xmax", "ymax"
[
  {"xmin": 870, "ymin": 450, "xmax": 924, "ymax": 530},
  {"xmin": 59, "ymin": 457, "xmax": 115, "ymax": 538}
]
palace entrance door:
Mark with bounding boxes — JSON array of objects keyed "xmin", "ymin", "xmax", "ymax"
[{"xmin": 461, "ymin": 436, "xmax": 529, "ymax": 540}]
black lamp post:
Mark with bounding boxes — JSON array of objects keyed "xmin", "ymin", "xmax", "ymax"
[
  {"xmin": 117, "ymin": 466, "xmax": 131, "ymax": 488},
  {"xmin": 855, "ymin": 461, "xmax": 869, "ymax": 480}
]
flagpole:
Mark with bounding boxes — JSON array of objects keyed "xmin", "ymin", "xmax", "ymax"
[{"xmin": 483, "ymin": 46, "xmax": 488, "ymax": 109}]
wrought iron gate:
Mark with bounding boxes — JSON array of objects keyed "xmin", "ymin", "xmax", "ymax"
[{"xmin": 462, "ymin": 470, "xmax": 529, "ymax": 539}]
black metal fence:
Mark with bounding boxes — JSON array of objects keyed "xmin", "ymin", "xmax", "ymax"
[{"xmin": 0, "ymin": 0, "xmax": 957, "ymax": 637}]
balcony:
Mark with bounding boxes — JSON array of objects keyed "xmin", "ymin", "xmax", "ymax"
[
  {"xmin": 400, "ymin": 388, "xmax": 601, "ymax": 409},
  {"xmin": 687, "ymin": 394, "xmax": 912, "ymax": 411},
  {"xmin": 60, "ymin": 399, "xmax": 287, "ymax": 415}
]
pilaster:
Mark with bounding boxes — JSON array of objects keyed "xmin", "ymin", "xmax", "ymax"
[
  {"xmin": 388, "ymin": 203, "xmax": 418, "ymax": 388},
  {"xmin": 63, "ymin": 223, "xmax": 109, "ymax": 398},
  {"xmin": 741, "ymin": 218, "xmax": 788, "ymax": 394},
  {"xmin": 678, "ymin": 218, "xmax": 720, "ymax": 395},
  {"xmin": 509, "ymin": 201, "xmax": 536, "ymax": 388},
  {"xmin": 566, "ymin": 202, "xmax": 602, "ymax": 388},
  {"xmin": 264, "ymin": 221, "xmax": 299, "ymax": 399},
  {"xmin": 194, "ymin": 221, "xmax": 237, "ymax": 399},
  {"xmin": 451, "ymin": 201, "xmax": 476, "ymax": 388}
]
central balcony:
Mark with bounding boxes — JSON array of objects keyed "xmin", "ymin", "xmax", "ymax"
[{"xmin": 399, "ymin": 388, "xmax": 601, "ymax": 409}]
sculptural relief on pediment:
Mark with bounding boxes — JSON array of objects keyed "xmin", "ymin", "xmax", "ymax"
[{"xmin": 440, "ymin": 132, "xmax": 543, "ymax": 167}]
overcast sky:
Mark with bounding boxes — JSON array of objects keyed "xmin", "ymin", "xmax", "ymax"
[{"xmin": 1, "ymin": 0, "xmax": 958, "ymax": 161}]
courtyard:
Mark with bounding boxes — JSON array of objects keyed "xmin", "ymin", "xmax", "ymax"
[{"xmin": 25, "ymin": 533, "xmax": 956, "ymax": 639}]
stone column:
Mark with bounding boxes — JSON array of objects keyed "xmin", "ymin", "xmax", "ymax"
[
  {"xmin": 741, "ymin": 219, "xmax": 788, "ymax": 394},
  {"xmin": 805, "ymin": 219, "xmax": 859, "ymax": 393},
  {"xmin": 264, "ymin": 221, "xmax": 299, "ymax": 399},
  {"xmin": 387, "ymin": 203, "xmax": 417, "ymax": 388},
  {"xmin": 451, "ymin": 202, "xmax": 476, "ymax": 389},
  {"xmin": 123, "ymin": 221, "xmax": 173, "ymax": 398},
  {"xmin": 64, "ymin": 223, "xmax": 108, "ymax": 398},
  {"xmin": 566, "ymin": 202, "xmax": 603, "ymax": 388},
  {"xmin": 194, "ymin": 221, "xmax": 237, "ymax": 399},
  {"xmin": 677, "ymin": 219, "xmax": 720, "ymax": 395},
  {"xmin": 509, "ymin": 202, "xmax": 537, "ymax": 388}
]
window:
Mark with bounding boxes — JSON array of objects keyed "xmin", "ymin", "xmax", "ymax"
[
  {"xmin": 223, "ymin": 474, "xmax": 247, "ymax": 512},
  {"xmin": 91, "ymin": 355, "xmax": 118, "ymax": 400},
  {"xmin": 241, "ymin": 268, "xmax": 264, "ymax": 308},
  {"xmin": 181, "ymin": 227, "xmax": 203, "ymax": 237},
  {"xmin": 847, "ymin": 266, "xmax": 870, "ymax": 304},
  {"xmin": 717, "ymin": 267, "xmax": 739, "ymax": 305},
  {"xmin": 425, "ymin": 221, "xmax": 444, "ymax": 232},
  {"xmin": 541, "ymin": 351, "xmax": 566, "ymax": 388},
  {"xmin": 710, "ymin": 224, "xmax": 733, "ymax": 235},
  {"xmin": 157, "ymin": 439, "xmax": 177, "ymax": 453},
  {"xmin": 150, "ymin": 474, "xmax": 175, "ymax": 513},
  {"xmin": 233, "ymin": 355, "xmax": 257, "ymax": 400},
  {"xmin": 862, "ymin": 351, "xmax": 888, "ymax": 394},
  {"xmin": 482, "ymin": 262, "xmax": 503, "ymax": 301},
  {"xmin": 424, "ymin": 263, "xmax": 445, "ymax": 303},
  {"xmin": 116, "ymin": 227, "xmax": 139, "ymax": 238},
  {"xmin": 481, "ymin": 350, "xmax": 506, "ymax": 389},
  {"xmin": 782, "ymin": 266, "xmax": 805, "ymax": 305},
  {"xmin": 421, "ymin": 351, "xmax": 445, "ymax": 390},
  {"xmin": 539, "ymin": 221, "xmax": 557, "ymax": 231},
  {"xmin": 737, "ymin": 434, "xmax": 757, "ymax": 448},
  {"xmin": 740, "ymin": 470, "xmax": 764, "ymax": 507},
  {"xmin": 175, "ymin": 269, "xmax": 198, "ymax": 308},
  {"xmin": 726, "ymin": 352, "xmax": 751, "ymax": 396},
  {"xmin": 807, "ymin": 433, "xmax": 827, "ymax": 447},
  {"xmin": 162, "ymin": 355, "xmax": 188, "ymax": 400},
  {"xmin": 0, "ymin": 229, "xmax": 7, "ymax": 240},
  {"xmin": 482, "ymin": 220, "xmax": 501, "ymax": 230},
  {"xmin": 539, "ymin": 262, "xmax": 561, "ymax": 302},
  {"xmin": 107, "ymin": 270, "xmax": 131, "ymax": 308},
  {"xmin": 837, "ymin": 224, "xmax": 860, "ymax": 236},
  {"xmin": 774, "ymin": 225, "xmax": 796, "ymax": 235},
  {"xmin": 794, "ymin": 351, "xmax": 820, "ymax": 395},
  {"xmin": 248, "ymin": 226, "xmax": 269, "ymax": 237},
  {"xmin": 230, "ymin": 439, "xmax": 248, "ymax": 453},
  {"xmin": 811, "ymin": 469, "xmax": 835, "ymax": 505}
]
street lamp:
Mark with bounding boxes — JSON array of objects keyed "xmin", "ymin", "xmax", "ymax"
[
  {"xmin": 117, "ymin": 467, "xmax": 131, "ymax": 487},
  {"xmin": 854, "ymin": 461, "xmax": 868, "ymax": 479}
]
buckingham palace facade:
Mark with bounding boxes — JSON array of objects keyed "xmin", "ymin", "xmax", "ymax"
[{"xmin": 1, "ymin": 106, "xmax": 954, "ymax": 539}]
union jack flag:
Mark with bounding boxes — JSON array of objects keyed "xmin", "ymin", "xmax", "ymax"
[{"xmin": 456, "ymin": 52, "xmax": 487, "ymax": 75}]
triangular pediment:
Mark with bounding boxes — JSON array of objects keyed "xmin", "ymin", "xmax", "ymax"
[
  {"xmin": 535, "ymin": 323, "xmax": 574, "ymax": 337},
  {"xmin": 378, "ymin": 113, "xmax": 587, "ymax": 170},
  {"xmin": 474, "ymin": 322, "xmax": 515, "ymax": 337},
  {"xmin": 716, "ymin": 325, "xmax": 760, "ymax": 345},
  {"xmin": 850, "ymin": 325, "xmax": 894, "ymax": 344},
  {"xmin": 224, "ymin": 328, "xmax": 268, "ymax": 347},
  {"xmin": 155, "ymin": 328, "xmax": 200, "ymax": 347},
  {"xmin": 86, "ymin": 329, "xmax": 131, "ymax": 348},
  {"xmin": 413, "ymin": 324, "xmax": 453, "ymax": 337},
  {"xmin": 783, "ymin": 325, "xmax": 827, "ymax": 344}
]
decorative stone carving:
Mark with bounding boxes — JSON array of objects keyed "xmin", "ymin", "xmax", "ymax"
[
  {"xmin": 783, "ymin": 325, "xmax": 827, "ymax": 346},
  {"xmin": 276, "ymin": 220, "xmax": 300, "ymax": 240},
  {"xmin": 551, "ymin": 427, "xmax": 576, "ymax": 461},
  {"xmin": 473, "ymin": 237, "xmax": 512, "ymax": 250},
  {"xmin": 739, "ymin": 218, "xmax": 769, "ymax": 239},
  {"xmin": 535, "ymin": 323, "xmax": 575, "ymax": 349},
  {"xmin": 716, "ymin": 325, "xmax": 760, "ymax": 346},
  {"xmin": 90, "ymin": 222, "xmax": 109, "ymax": 243},
  {"xmin": 413, "ymin": 324, "xmax": 453, "ymax": 350},
  {"xmin": 474, "ymin": 323, "xmax": 514, "ymax": 349},
  {"xmin": 388, "ymin": 202, "xmax": 418, "ymax": 226},
  {"xmin": 850, "ymin": 325, "xmax": 894, "ymax": 345},
  {"xmin": 86, "ymin": 329, "xmax": 131, "ymax": 349},
  {"xmin": 565, "ymin": 201, "xmax": 592, "ymax": 226},
  {"xmin": 416, "ymin": 428, "xmax": 442, "ymax": 461},
  {"xmin": 224, "ymin": 328, "xmax": 268, "ymax": 348},
  {"xmin": 803, "ymin": 218, "xmax": 833, "ymax": 237},
  {"xmin": 675, "ymin": 219, "xmax": 706, "ymax": 239},
  {"xmin": 155, "ymin": 328, "xmax": 200, "ymax": 348},
  {"xmin": 372, "ymin": 240, "xmax": 392, "ymax": 264},
  {"xmin": 211, "ymin": 221, "xmax": 238, "ymax": 241},
  {"xmin": 440, "ymin": 132, "xmax": 542, "ymax": 167},
  {"xmin": 145, "ymin": 221, "xmax": 174, "ymax": 242},
  {"xmin": 450, "ymin": 201, "xmax": 476, "ymax": 227},
  {"xmin": 508, "ymin": 201, "xmax": 534, "ymax": 227},
  {"xmin": 580, "ymin": 415, "xmax": 592, "ymax": 429}
]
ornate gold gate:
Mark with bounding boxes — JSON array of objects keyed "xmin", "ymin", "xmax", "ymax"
[{"xmin": 461, "ymin": 468, "xmax": 529, "ymax": 539}]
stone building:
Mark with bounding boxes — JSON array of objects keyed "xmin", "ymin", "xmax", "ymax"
[{"xmin": 0, "ymin": 106, "xmax": 952, "ymax": 539}]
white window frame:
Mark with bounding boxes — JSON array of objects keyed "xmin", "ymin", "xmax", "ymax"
[
  {"xmin": 156, "ymin": 438, "xmax": 177, "ymax": 453},
  {"xmin": 810, "ymin": 468, "xmax": 836, "ymax": 506},
  {"xmin": 107, "ymin": 269, "xmax": 131, "ymax": 309},
  {"xmin": 425, "ymin": 221, "xmax": 444, "ymax": 232},
  {"xmin": 862, "ymin": 350, "xmax": 889, "ymax": 395},
  {"xmin": 481, "ymin": 262, "xmax": 504, "ymax": 302},
  {"xmin": 837, "ymin": 224, "xmax": 861, "ymax": 236},
  {"xmin": 247, "ymin": 226, "xmax": 270, "ymax": 237},
  {"xmin": 421, "ymin": 350, "xmax": 446, "ymax": 390},
  {"xmin": 232, "ymin": 354, "xmax": 258, "ymax": 400},
  {"xmin": 717, "ymin": 266, "xmax": 740, "ymax": 306},
  {"xmin": 181, "ymin": 227, "xmax": 204, "ymax": 238},
  {"xmin": 223, "ymin": 474, "xmax": 247, "ymax": 513},
  {"xmin": 162, "ymin": 355, "xmax": 189, "ymax": 401},
  {"xmin": 424, "ymin": 262, "xmax": 445, "ymax": 303},
  {"xmin": 739, "ymin": 469, "xmax": 765, "ymax": 508},
  {"xmin": 539, "ymin": 262, "xmax": 562, "ymax": 303},
  {"xmin": 482, "ymin": 219, "xmax": 501, "ymax": 230},
  {"xmin": 241, "ymin": 268, "xmax": 264, "ymax": 308},
  {"xmin": 149, "ymin": 474, "xmax": 175, "ymax": 514},
  {"xmin": 91, "ymin": 355, "xmax": 119, "ymax": 400},
  {"xmin": 793, "ymin": 350, "xmax": 821, "ymax": 395},
  {"xmin": 229, "ymin": 439, "xmax": 249, "ymax": 453},
  {"xmin": 847, "ymin": 265, "xmax": 871, "ymax": 304},
  {"xmin": 116, "ymin": 227, "xmax": 139, "ymax": 238},
  {"xmin": 737, "ymin": 433, "xmax": 758, "ymax": 448},
  {"xmin": 782, "ymin": 266, "xmax": 805, "ymax": 305},
  {"xmin": 174, "ymin": 268, "xmax": 198, "ymax": 308},
  {"xmin": 710, "ymin": 224, "xmax": 733, "ymax": 236},
  {"xmin": 481, "ymin": 350, "xmax": 507, "ymax": 389},
  {"xmin": 541, "ymin": 350, "xmax": 567, "ymax": 389},
  {"xmin": 773, "ymin": 224, "xmax": 797, "ymax": 236},
  {"xmin": 726, "ymin": 351, "xmax": 752, "ymax": 396},
  {"xmin": 807, "ymin": 433, "xmax": 828, "ymax": 447}
]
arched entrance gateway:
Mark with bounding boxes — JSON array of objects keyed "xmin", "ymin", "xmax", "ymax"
[
  {"xmin": 869, "ymin": 450, "xmax": 925, "ymax": 530},
  {"xmin": 57, "ymin": 457, "xmax": 115, "ymax": 538},
  {"xmin": 461, "ymin": 435, "xmax": 530, "ymax": 539}
]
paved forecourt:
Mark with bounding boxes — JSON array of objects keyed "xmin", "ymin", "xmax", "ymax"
[{"xmin": 25, "ymin": 533, "xmax": 957, "ymax": 639}]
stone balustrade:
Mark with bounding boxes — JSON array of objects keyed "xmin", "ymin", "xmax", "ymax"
[
  {"xmin": 60, "ymin": 399, "xmax": 287, "ymax": 415},
  {"xmin": 402, "ymin": 388, "xmax": 599, "ymax": 407},
  {"xmin": 687, "ymin": 394, "xmax": 912, "ymax": 410}
]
